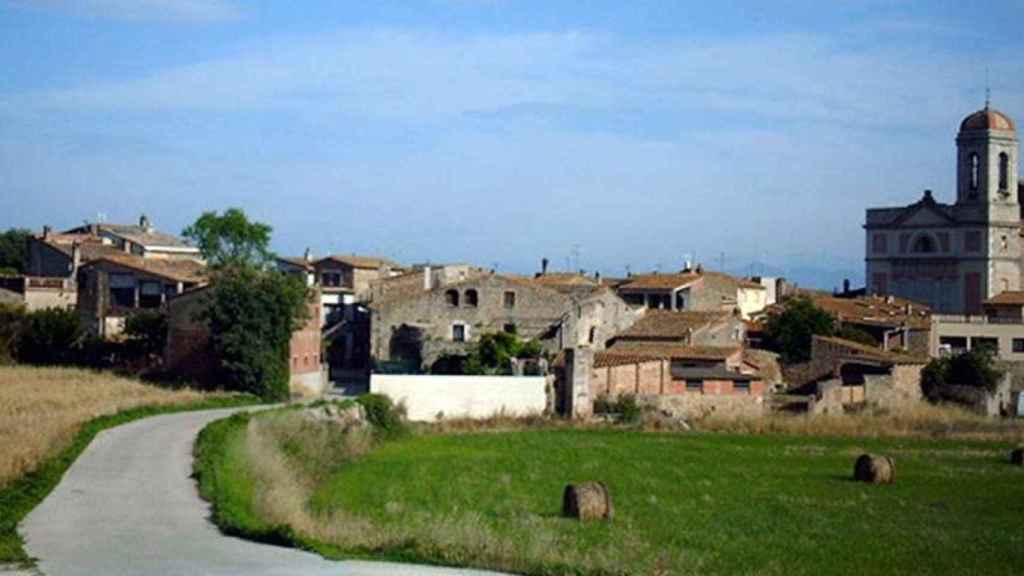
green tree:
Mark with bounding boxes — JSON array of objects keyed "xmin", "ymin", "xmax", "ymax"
[
  {"xmin": 18, "ymin": 307, "xmax": 84, "ymax": 365},
  {"xmin": 201, "ymin": 266, "xmax": 310, "ymax": 400},
  {"xmin": 763, "ymin": 297, "xmax": 836, "ymax": 364},
  {"xmin": 124, "ymin": 310, "xmax": 169, "ymax": 356},
  {"xmin": 463, "ymin": 332, "xmax": 543, "ymax": 375},
  {"xmin": 921, "ymin": 348, "xmax": 1003, "ymax": 398},
  {"xmin": 0, "ymin": 303, "xmax": 26, "ymax": 364},
  {"xmin": 182, "ymin": 208, "xmax": 274, "ymax": 269},
  {"xmin": 0, "ymin": 228, "xmax": 31, "ymax": 275}
]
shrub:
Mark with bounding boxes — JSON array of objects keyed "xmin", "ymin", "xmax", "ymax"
[
  {"xmin": 922, "ymin": 348, "xmax": 1003, "ymax": 398},
  {"xmin": 0, "ymin": 304, "xmax": 26, "ymax": 365},
  {"xmin": 462, "ymin": 332, "xmax": 544, "ymax": 375},
  {"xmin": 123, "ymin": 310, "xmax": 168, "ymax": 357},
  {"xmin": 356, "ymin": 393, "xmax": 407, "ymax": 438},
  {"xmin": 18, "ymin": 308, "xmax": 83, "ymax": 365},
  {"xmin": 592, "ymin": 393, "xmax": 641, "ymax": 424}
]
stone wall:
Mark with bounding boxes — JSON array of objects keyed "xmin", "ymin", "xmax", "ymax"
[
  {"xmin": 370, "ymin": 274, "xmax": 572, "ymax": 367},
  {"xmin": 641, "ymin": 392, "xmax": 765, "ymax": 420},
  {"xmin": 370, "ymin": 374, "xmax": 547, "ymax": 421}
]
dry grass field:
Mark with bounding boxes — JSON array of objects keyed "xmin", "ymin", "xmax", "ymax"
[{"xmin": 0, "ymin": 366, "xmax": 212, "ymax": 488}]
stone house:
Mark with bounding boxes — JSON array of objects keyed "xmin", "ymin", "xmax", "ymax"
[
  {"xmin": 77, "ymin": 255, "xmax": 205, "ymax": 337},
  {"xmin": 22, "ymin": 216, "xmax": 202, "ymax": 313},
  {"xmin": 930, "ymin": 290, "xmax": 1024, "ymax": 361},
  {"xmin": 277, "ymin": 252, "xmax": 401, "ymax": 324},
  {"xmin": 369, "ymin": 269, "xmax": 637, "ymax": 370},
  {"xmin": 608, "ymin": 309, "xmax": 746, "ymax": 349},
  {"xmin": 562, "ymin": 344, "xmax": 767, "ymax": 420},
  {"xmin": 616, "ymin": 268, "xmax": 768, "ymax": 319},
  {"xmin": 163, "ymin": 286, "xmax": 326, "ymax": 398},
  {"xmin": 805, "ymin": 335, "xmax": 927, "ymax": 413}
]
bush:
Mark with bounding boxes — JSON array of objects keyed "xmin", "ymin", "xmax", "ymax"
[
  {"xmin": 123, "ymin": 310, "xmax": 168, "ymax": 357},
  {"xmin": 922, "ymin": 348, "xmax": 1003, "ymax": 398},
  {"xmin": 18, "ymin": 308, "xmax": 83, "ymax": 365},
  {"xmin": 593, "ymin": 393, "xmax": 642, "ymax": 424},
  {"xmin": 0, "ymin": 304, "xmax": 26, "ymax": 365},
  {"xmin": 356, "ymin": 393, "xmax": 407, "ymax": 438},
  {"xmin": 462, "ymin": 332, "xmax": 544, "ymax": 375}
]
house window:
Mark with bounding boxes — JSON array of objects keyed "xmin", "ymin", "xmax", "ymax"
[
  {"xmin": 970, "ymin": 152, "xmax": 980, "ymax": 193},
  {"xmin": 452, "ymin": 323, "xmax": 466, "ymax": 342},
  {"xmin": 445, "ymin": 289, "xmax": 460, "ymax": 307},
  {"xmin": 465, "ymin": 289, "xmax": 479, "ymax": 308},
  {"xmin": 734, "ymin": 380, "xmax": 751, "ymax": 393},
  {"xmin": 674, "ymin": 291, "xmax": 687, "ymax": 310},
  {"xmin": 504, "ymin": 323, "xmax": 517, "ymax": 334},
  {"xmin": 1013, "ymin": 339, "xmax": 1024, "ymax": 354},
  {"xmin": 686, "ymin": 380, "xmax": 703, "ymax": 392},
  {"xmin": 872, "ymin": 234, "xmax": 887, "ymax": 254},
  {"xmin": 138, "ymin": 281, "xmax": 163, "ymax": 308},
  {"xmin": 321, "ymin": 272, "xmax": 342, "ymax": 287},
  {"xmin": 999, "ymin": 152, "xmax": 1009, "ymax": 191},
  {"xmin": 109, "ymin": 273, "xmax": 136, "ymax": 308},
  {"xmin": 912, "ymin": 235, "xmax": 936, "ymax": 254},
  {"xmin": 503, "ymin": 291, "xmax": 516, "ymax": 309},
  {"xmin": 588, "ymin": 326, "xmax": 596, "ymax": 344},
  {"xmin": 965, "ymin": 230, "xmax": 982, "ymax": 253}
]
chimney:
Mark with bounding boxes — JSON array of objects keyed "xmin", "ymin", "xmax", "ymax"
[
  {"xmin": 303, "ymin": 247, "xmax": 313, "ymax": 263},
  {"xmin": 42, "ymin": 225, "xmax": 52, "ymax": 240},
  {"xmin": 71, "ymin": 241, "xmax": 82, "ymax": 275},
  {"xmin": 139, "ymin": 214, "xmax": 152, "ymax": 231},
  {"xmin": 423, "ymin": 266, "xmax": 432, "ymax": 291},
  {"xmin": 541, "ymin": 257, "xmax": 549, "ymax": 276}
]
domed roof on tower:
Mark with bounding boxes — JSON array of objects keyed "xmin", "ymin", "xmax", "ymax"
[{"xmin": 960, "ymin": 106, "xmax": 1016, "ymax": 133}]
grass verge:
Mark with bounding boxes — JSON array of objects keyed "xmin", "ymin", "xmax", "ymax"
[
  {"xmin": 0, "ymin": 394, "xmax": 259, "ymax": 565},
  {"xmin": 196, "ymin": 407, "xmax": 1024, "ymax": 576}
]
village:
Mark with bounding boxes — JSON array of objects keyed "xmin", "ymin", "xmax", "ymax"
[{"xmin": 2, "ymin": 3, "xmax": 1024, "ymax": 575}]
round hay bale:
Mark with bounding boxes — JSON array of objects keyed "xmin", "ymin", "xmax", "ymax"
[
  {"xmin": 853, "ymin": 454, "xmax": 895, "ymax": 484},
  {"xmin": 562, "ymin": 481, "xmax": 613, "ymax": 521},
  {"xmin": 1012, "ymin": 447, "xmax": 1024, "ymax": 466}
]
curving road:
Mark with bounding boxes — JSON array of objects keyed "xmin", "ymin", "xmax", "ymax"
[{"xmin": 20, "ymin": 408, "xmax": 505, "ymax": 576}]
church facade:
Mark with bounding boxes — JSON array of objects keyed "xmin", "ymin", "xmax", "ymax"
[{"xmin": 865, "ymin": 106, "xmax": 1020, "ymax": 314}]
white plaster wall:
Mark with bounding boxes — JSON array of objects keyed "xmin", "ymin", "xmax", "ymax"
[{"xmin": 370, "ymin": 374, "xmax": 547, "ymax": 421}]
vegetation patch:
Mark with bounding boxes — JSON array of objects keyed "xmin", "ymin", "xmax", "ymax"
[
  {"xmin": 195, "ymin": 406, "xmax": 1024, "ymax": 575},
  {"xmin": 0, "ymin": 367, "xmax": 257, "ymax": 565}
]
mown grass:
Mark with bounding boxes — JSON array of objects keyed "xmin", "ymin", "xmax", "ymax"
[
  {"xmin": 0, "ymin": 366, "xmax": 258, "ymax": 565},
  {"xmin": 196, "ymin": 408, "xmax": 1024, "ymax": 575}
]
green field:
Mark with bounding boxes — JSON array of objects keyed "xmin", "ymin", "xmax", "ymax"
[{"xmin": 197, "ymin": 409, "xmax": 1024, "ymax": 576}]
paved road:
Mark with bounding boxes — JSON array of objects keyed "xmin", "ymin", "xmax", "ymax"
[{"xmin": 20, "ymin": 408, "xmax": 505, "ymax": 576}]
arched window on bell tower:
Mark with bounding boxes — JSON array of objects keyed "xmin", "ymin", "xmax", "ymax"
[
  {"xmin": 999, "ymin": 152, "xmax": 1009, "ymax": 191},
  {"xmin": 970, "ymin": 153, "xmax": 980, "ymax": 194}
]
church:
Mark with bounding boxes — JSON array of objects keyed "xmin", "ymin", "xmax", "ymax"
[{"xmin": 865, "ymin": 105, "xmax": 1021, "ymax": 314}]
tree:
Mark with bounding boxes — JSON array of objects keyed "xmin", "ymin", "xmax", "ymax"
[
  {"xmin": 182, "ymin": 208, "xmax": 274, "ymax": 269},
  {"xmin": 921, "ymin": 348, "xmax": 1003, "ymax": 398},
  {"xmin": 0, "ymin": 228, "xmax": 31, "ymax": 275},
  {"xmin": 463, "ymin": 332, "xmax": 543, "ymax": 375},
  {"xmin": 763, "ymin": 297, "xmax": 836, "ymax": 364},
  {"xmin": 201, "ymin": 266, "xmax": 310, "ymax": 400},
  {"xmin": 18, "ymin": 307, "xmax": 84, "ymax": 365}
]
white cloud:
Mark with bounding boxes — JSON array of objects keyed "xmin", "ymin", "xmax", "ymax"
[
  {"xmin": 3, "ymin": 0, "xmax": 240, "ymax": 22},
  {"xmin": 8, "ymin": 27, "xmax": 1021, "ymax": 133}
]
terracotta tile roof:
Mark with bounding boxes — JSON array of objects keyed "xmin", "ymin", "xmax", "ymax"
[
  {"xmin": 84, "ymin": 255, "xmax": 207, "ymax": 284},
  {"xmin": 984, "ymin": 291, "xmax": 1024, "ymax": 306},
  {"xmin": 603, "ymin": 343, "xmax": 741, "ymax": 361},
  {"xmin": 39, "ymin": 236, "xmax": 125, "ymax": 262},
  {"xmin": 616, "ymin": 310, "xmax": 732, "ymax": 340},
  {"xmin": 98, "ymin": 224, "xmax": 198, "ymax": 250},
  {"xmin": 815, "ymin": 335, "xmax": 928, "ymax": 365},
  {"xmin": 618, "ymin": 272, "xmax": 701, "ymax": 291},
  {"xmin": 278, "ymin": 256, "xmax": 314, "ymax": 271},
  {"xmin": 529, "ymin": 273, "xmax": 600, "ymax": 294},
  {"xmin": 742, "ymin": 349, "xmax": 782, "ymax": 383},
  {"xmin": 317, "ymin": 255, "xmax": 400, "ymax": 270},
  {"xmin": 760, "ymin": 294, "xmax": 931, "ymax": 330}
]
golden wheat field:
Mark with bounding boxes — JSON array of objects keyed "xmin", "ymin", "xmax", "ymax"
[{"xmin": 0, "ymin": 366, "xmax": 212, "ymax": 488}]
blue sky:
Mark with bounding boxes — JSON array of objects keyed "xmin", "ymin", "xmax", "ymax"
[{"xmin": 1, "ymin": 1, "xmax": 1023, "ymax": 288}]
